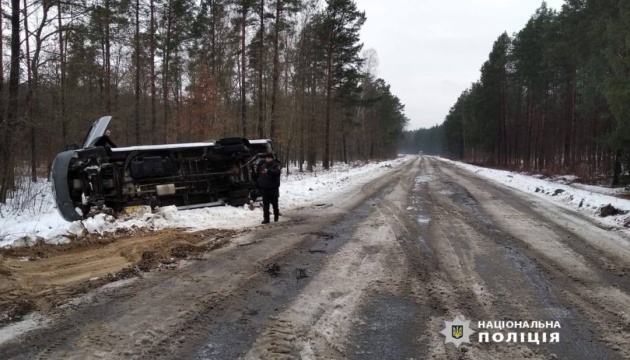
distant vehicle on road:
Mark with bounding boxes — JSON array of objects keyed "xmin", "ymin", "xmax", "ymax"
[{"xmin": 418, "ymin": 151, "xmax": 424, "ymax": 155}]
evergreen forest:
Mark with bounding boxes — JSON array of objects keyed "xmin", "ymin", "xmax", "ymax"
[
  {"xmin": 0, "ymin": 0, "xmax": 409, "ymax": 202},
  {"xmin": 403, "ymin": 0, "xmax": 630, "ymax": 184}
]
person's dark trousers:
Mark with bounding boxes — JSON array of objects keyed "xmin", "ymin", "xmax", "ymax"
[{"xmin": 262, "ymin": 188, "xmax": 280, "ymax": 222}]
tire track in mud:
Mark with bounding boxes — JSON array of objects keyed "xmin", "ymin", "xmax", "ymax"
[
  {"xmin": 4, "ymin": 156, "xmax": 628, "ymax": 359},
  {"xmin": 242, "ymin": 217, "xmax": 405, "ymax": 360},
  {"xmin": 235, "ymin": 158, "xmax": 425, "ymax": 360},
  {"xmin": 174, "ymin": 161, "xmax": 423, "ymax": 360},
  {"xmin": 0, "ymin": 159, "xmax": 415, "ymax": 360},
  {"xmin": 430, "ymin": 158, "xmax": 628, "ymax": 359},
  {"xmin": 365, "ymin": 157, "xmax": 537, "ymax": 360},
  {"xmin": 341, "ymin": 156, "xmax": 617, "ymax": 360},
  {"xmin": 343, "ymin": 157, "xmax": 452, "ymax": 360},
  {"xmin": 160, "ymin": 194, "xmax": 392, "ymax": 360},
  {"xmin": 148, "ymin": 163, "xmax": 416, "ymax": 360}
]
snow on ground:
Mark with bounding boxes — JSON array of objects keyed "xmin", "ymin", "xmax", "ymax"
[
  {"xmin": 0, "ymin": 157, "xmax": 411, "ymax": 248},
  {"xmin": 0, "ymin": 313, "xmax": 48, "ymax": 345},
  {"xmin": 437, "ymin": 157, "xmax": 630, "ymax": 229},
  {"xmin": 5, "ymin": 156, "xmax": 630, "ymax": 248}
]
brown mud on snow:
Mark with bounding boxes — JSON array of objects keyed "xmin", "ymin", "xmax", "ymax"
[{"xmin": 0, "ymin": 228, "xmax": 235, "ymax": 325}]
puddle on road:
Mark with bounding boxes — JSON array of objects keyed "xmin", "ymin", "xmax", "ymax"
[{"xmin": 408, "ymin": 174, "xmax": 433, "ymax": 244}]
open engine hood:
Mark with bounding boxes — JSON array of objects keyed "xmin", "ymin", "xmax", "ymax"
[{"xmin": 81, "ymin": 116, "xmax": 112, "ymax": 149}]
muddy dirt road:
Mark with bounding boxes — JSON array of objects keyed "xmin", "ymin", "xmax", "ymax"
[{"xmin": 1, "ymin": 157, "xmax": 630, "ymax": 359}]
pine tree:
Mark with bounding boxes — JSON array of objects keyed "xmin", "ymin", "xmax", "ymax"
[
  {"xmin": 318, "ymin": 0, "xmax": 365, "ymax": 169},
  {"xmin": 230, "ymin": 0, "xmax": 256, "ymax": 136},
  {"xmin": 511, "ymin": 4, "xmax": 555, "ymax": 169},
  {"xmin": 478, "ymin": 33, "xmax": 510, "ymax": 166},
  {"xmin": 269, "ymin": 0, "xmax": 301, "ymax": 139}
]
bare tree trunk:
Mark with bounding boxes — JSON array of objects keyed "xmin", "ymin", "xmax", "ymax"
[
  {"xmin": 270, "ymin": 0, "xmax": 281, "ymax": 139},
  {"xmin": 163, "ymin": 0, "xmax": 173, "ymax": 142},
  {"xmin": 525, "ymin": 92, "xmax": 532, "ymax": 170},
  {"xmin": 299, "ymin": 75, "xmax": 305, "ymax": 172},
  {"xmin": 23, "ymin": 0, "xmax": 36, "ymax": 181},
  {"xmin": 3, "ymin": 0, "xmax": 21, "ymax": 200},
  {"xmin": 150, "ymin": 0, "xmax": 157, "ymax": 143},
  {"xmin": 564, "ymin": 74, "xmax": 574, "ymax": 169},
  {"xmin": 0, "ymin": 6, "xmax": 4, "ymax": 200},
  {"xmin": 211, "ymin": 0, "xmax": 217, "ymax": 127},
  {"xmin": 570, "ymin": 70, "xmax": 577, "ymax": 170},
  {"xmin": 105, "ymin": 0, "xmax": 111, "ymax": 113},
  {"xmin": 306, "ymin": 71, "xmax": 316, "ymax": 172},
  {"xmin": 56, "ymin": 0, "xmax": 68, "ymax": 146},
  {"xmin": 497, "ymin": 87, "xmax": 504, "ymax": 166},
  {"xmin": 257, "ymin": 0, "xmax": 265, "ymax": 138},
  {"xmin": 323, "ymin": 38, "xmax": 333, "ymax": 170},
  {"xmin": 538, "ymin": 87, "xmax": 548, "ymax": 172},
  {"xmin": 501, "ymin": 78, "xmax": 508, "ymax": 166},
  {"xmin": 284, "ymin": 92, "xmax": 297, "ymax": 175},
  {"xmin": 134, "ymin": 0, "xmax": 141, "ymax": 143},
  {"xmin": 240, "ymin": 2, "xmax": 248, "ymax": 137},
  {"xmin": 30, "ymin": 3, "xmax": 57, "ymax": 179},
  {"xmin": 342, "ymin": 131, "xmax": 347, "ymax": 164},
  {"xmin": 613, "ymin": 149, "xmax": 622, "ymax": 186},
  {"xmin": 174, "ymin": 52, "xmax": 182, "ymax": 143}
]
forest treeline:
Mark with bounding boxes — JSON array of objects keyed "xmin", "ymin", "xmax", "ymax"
[
  {"xmin": 0, "ymin": 0, "xmax": 409, "ymax": 202},
  {"xmin": 400, "ymin": 125, "xmax": 444, "ymax": 156},
  {"xmin": 406, "ymin": 0, "xmax": 630, "ymax": 183}
]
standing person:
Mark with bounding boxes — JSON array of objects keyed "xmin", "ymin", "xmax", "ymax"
[{"xmin": 257, "ymin": 153, "xmax": 281, "ymax": 224}]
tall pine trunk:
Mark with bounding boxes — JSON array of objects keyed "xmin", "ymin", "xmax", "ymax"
[
  {"xmin": 537, "ymin": 87, "xmax": 548, "ymax": 172},
  {"xmin": 299, "ymin": 78, "xmax": 305, "ymax": 172},
  {"xmin": 211, "ymin": 0, "xmax": 218, "ymax": 128},
  {"xmin": 240, "ymin": 3, "xmax": 248, "ymax": 137},
  {"xmin": 30, "ymin": 2, "xmax": 54, "ymax": 179},
  {"xmin": 150, "ymin": 0, "xmax": 157, "ymax": 143},
  {"xmin": 525, "ymin": 92, "xmax": 532, "ymax": 170},
  {"xmin": 105, "ymin": 0, "xmax": 111, "ymax": 113},
  {"xmin": 342, "ymin": 121, "xmax": 347, "ymax": 164},
  {"xmin": 501, "ymin": 80, "xmax": 508, "ymax": 166},
  {"xmin": 323, "ymin": 38, "xmax": 333, "ymax": 170},
  {"xmin": 257, "ymin": 0, "xmax": 265, "ymax": 138},
  {"xmin": 163, "ymin": 0, "xmax": 173, "ymax": 142},
  {"xmin": 4, "ymin": 0, "xmax": 21, "ymax": 200},
  {"xmin": 306, "ymin": 70, "xmax": 316, "ymax": 172},
  {"xmin": 564, "ymin": 73, "xmax": 575, "ymax": 169},
  {"xmin": 57, "ymin": 0, "xmax": 67, "ymax": 145},
  {"xmin": 270, "ymin": 0, "xmax": 282, "ymax": 139},
  {"xmin": 23, "ymin": 0, "xmax": 36, "ymax": 181},
  {"xmin": 0, "ymin": 7, "xmax": 4, "ymax": 202},
  {"xmin": 134, "ymin": 0, "xmax": 141, "ymax": 144}
]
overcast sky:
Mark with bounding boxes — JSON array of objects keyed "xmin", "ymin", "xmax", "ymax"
[{"xmin": 355, "ymin": 0, "xmax": 565, "ymax": 130}]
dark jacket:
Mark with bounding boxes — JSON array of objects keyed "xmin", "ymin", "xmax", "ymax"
[
  {"xmin": 257, "ymin": 160, "xmax": 281, "ymax": 189},
  {"xmin": 94, "ymin": 135, "xmax": 117, "ymax": 148}
]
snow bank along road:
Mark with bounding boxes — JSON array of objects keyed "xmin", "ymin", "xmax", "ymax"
[{"xmin": 1, "ymin": 156, "xmax": 630, "ymax": 359}]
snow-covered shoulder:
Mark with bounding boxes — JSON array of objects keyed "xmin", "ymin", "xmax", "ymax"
[
  {"xmin": 438, "ymin": 157, "xmax": 630, "ymax": 229},
  {"xmin": 0, "ymin": 156, "xmax": 412, "ymax": 248}
]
